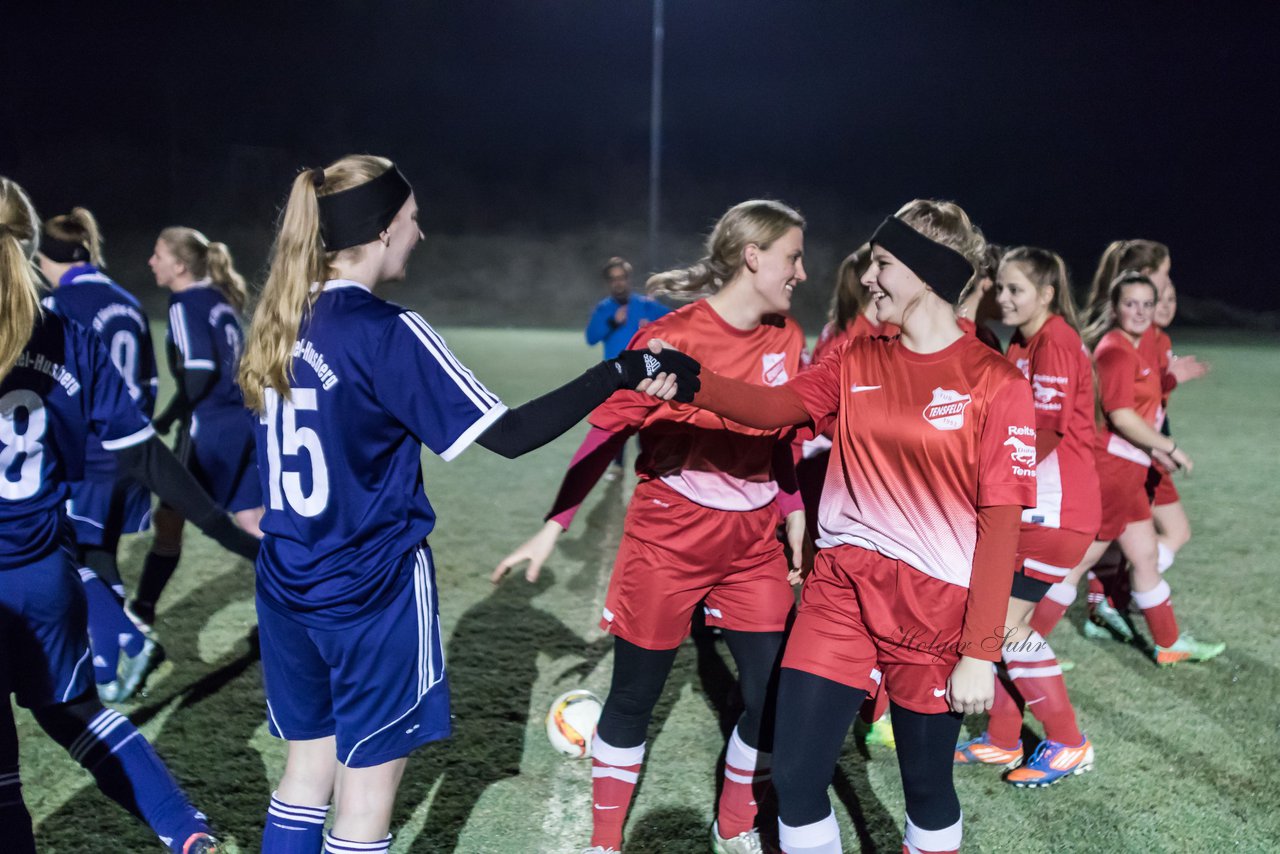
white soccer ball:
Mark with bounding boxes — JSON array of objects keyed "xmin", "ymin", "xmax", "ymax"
[{"xmin": 545, "ymin": 689, "xmax": 603, "ymax": 759}]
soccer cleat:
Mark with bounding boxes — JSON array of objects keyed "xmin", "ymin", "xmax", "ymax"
[
  {"xmin": 126, "ymin": 599, "xmax": 156, "ymax": 633},
  {"xmin": 182, "ymin": 832, "xmax": 221, "ymax": 854},
  {"xmin": 954, "ymin": 734, "xmax": 1022, "ymax": 769},
  {"xmin": 115, "ymin": 636, "xmax": 163, "ymax": 702},
  {"xmin": 1155, "ymin": 633, "xmax": 1226, "ymax": 666},
  {"xmin": 580, "ymin": 848, "xmax": 619, "ymax": 854},
  {"xmin": 865, "ymin": 713, "xmax": 896, "ymax": 749},
  {"xmin": 97, "ymin": 678, "xmax": 125, "ymax": 704},
  {"xmin": 711, "ymin": 821, "xmax": 764, "ymax": 854},
  {"xmin": 1085, "ymin": 599, "xmax": 1134, "ymax": 641},
  {"xmin": 1005, "ymin": 736, "xmax": 1094, "ymax": 788}
]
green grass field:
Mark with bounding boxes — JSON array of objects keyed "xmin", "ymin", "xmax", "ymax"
[{"xmin": 14, "ymin": 327, "xmax": 1280, "ymax": 853}]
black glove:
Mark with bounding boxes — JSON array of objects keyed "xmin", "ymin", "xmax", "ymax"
[{"xmin": 609, "ymin": 347, "xmax": 702, "ymax": 403}]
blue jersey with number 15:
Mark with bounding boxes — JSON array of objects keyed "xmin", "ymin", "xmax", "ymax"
[
  {"xmin": 253, "ymin": 280, "xmax": 507, "ymax": 628},
  {"xmin": 0, "ymin": 312, "xmax": 154, "ymax": 570}
]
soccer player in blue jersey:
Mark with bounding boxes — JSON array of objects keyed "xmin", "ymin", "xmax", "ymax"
[
  {"xmin": 237, "ymin": 155, "xmax": 700, "ymax": 854},
  {"xmin": 37, "ymin": 206, "xmax": 162, "ymax": 702},
  {"xmin": 0, "ymin": 176, "xmax": 260, "ymax": 853},
  {"xmin": 131, "ymin": 227, "xmax": 264, "ymax": 628}
]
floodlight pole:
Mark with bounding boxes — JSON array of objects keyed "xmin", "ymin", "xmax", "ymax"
[{"xmin": 648, "ymin": 0, "xmax": 664, "ymax": 276}]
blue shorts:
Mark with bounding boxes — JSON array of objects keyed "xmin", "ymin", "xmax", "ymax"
[
  {"xmin": 0, "ymin": 548, "xmax": 95, "ymax": 709},
  {"xmin": 257, "ymin": 545, "xmax": 450, "ymax": 768},
  {"xmin": 188, "ymin": 407, "xmax": 262, "ymax": 513},
  {"xmin": 65, "ymin": 476, "xmax": 152, "ymax": 546}
]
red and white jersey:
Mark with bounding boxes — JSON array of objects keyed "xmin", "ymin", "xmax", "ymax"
[
  {"xmin": 1094, "ymin": 328, "xmax": 1163, "ymax": 467},
  {"xmin": 789, "ymin": 333, "xmax": 1037, "ymax": 588},
  {"xmin": 1140, "ymin": 326, "xmax": 1175, "ymax": 408},
  {"xmin": 1006, "ymin": 315, "xmax": 1101, "ymax": 535},
  {"xmin": 589, "ymin": 300, "xmax": 805, "ymax": 511},
  {"xmin": 811, "ymin": 316, "xmax": 900, "ymax": 365}
]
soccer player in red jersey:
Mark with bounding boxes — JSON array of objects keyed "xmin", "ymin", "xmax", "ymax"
[
  {"xmin": 1144, "ymin": 280, "xmax": 1208, "ymax": 575},
  {"xmin": 497, "ymin": 200, "xmax": 809, "ymax": 854},
  {"xmin": 1031, "ymin": 272, "xmax": 1224, "ymax": 665},
  {"xmin": 953, "ymin": 247, "xmax": 1097, "ymax": 787},
  {"xmin": 811, "ymin": 244, "xmax": 899, "ymax": 365},
  {"xmin": 682, "ymin": 200, "xmax": 1036, "ymax": 854}
]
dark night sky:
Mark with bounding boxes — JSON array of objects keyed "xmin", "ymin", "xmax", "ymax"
[{"xmin": 4, "ymin": 1, "xmax": 1278, "ymax": 317}]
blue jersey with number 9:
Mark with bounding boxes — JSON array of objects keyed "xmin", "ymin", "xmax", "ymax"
[
  {"xmin": 0, "ymin": 312, "xmax": 154, "ymax": 570},
  {"xmin": 253, "ymin": 280, "xmax": 508, "ymax": 627}
]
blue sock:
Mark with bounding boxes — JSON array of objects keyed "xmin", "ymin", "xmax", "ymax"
[
  {"xmin": 324, "ymin": 830, "xmax": 392, "ymax": 852},
  {"xmin": 0, "ymin": 706, "xmax": 36, "ymax": 854},
  {"xmin": 46, "ymin": 705, "xmax": 209, "ymax": 851},
  {"xmin": 263, "ymin": 792, "xmax": 329, "ymax": 853},
  {"xmin": 78, "ymin": 568, "xmax": 145, "ymax": 684}
]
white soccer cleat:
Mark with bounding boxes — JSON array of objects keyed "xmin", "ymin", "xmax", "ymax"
[{"xmin": 711, "ymin": 821, "xmax": 765, "ymax": 854}]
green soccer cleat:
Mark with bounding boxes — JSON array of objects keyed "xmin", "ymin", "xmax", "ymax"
[
  {"xmin": 1155, "ymin": 633, "xmax": 1226, "ymax": 666},
  {"xmin": 1085, "ymin": 599, "xmax": 1134, "ymax": 641}
]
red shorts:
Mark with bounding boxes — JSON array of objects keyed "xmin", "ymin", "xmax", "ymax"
[
  {"xmin": 1145, "ymin": 464, "xmax": 1181, "ymax": 507},
  {"xmin": 781, "ymin": 545, "xmax": 973, "ymax": 715},
  {"xmin": 1016, "ymin": 524, "xmax": 1095, "ymax": 585},
  {"xmin": 1095, "ymin": 453, "xmax": 1152, "ymax": 540},
  {"xmin": 601, "ymin": 479, "xmax": 794, "ymax": 650}
]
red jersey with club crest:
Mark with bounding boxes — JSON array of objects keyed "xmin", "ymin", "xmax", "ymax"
[
  {"xmin": 1005, "ymin": 314, "xmax": 1100, "ymax": 535},
  {"xmin": 588, "ymin": 299, "xmax": 805, "ymax": 511},
  {"xmin": 788, "ymin": 332, "xmax": 1036, "ymax": 588},
  {"xmin": 1094, "ymin": 328, "xmax": 1164, "ymax": 466}
]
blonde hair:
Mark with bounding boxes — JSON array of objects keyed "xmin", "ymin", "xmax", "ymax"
[
  {"xmin": 239, "ymin": 155, "xmax": 393, "ymax": 412},
  {"xmin": 1087, "ymin": 239, "xmax": 1168, "ymax": 321},
  {"xmin": 894, "ymin": 199, "xmax": 987, "ymax": 275},
  {"xmin": 828, "ymin": 244, "xmax": 872, "ymax": 329},
  {"xmin": 45, "ymin": 207, "xmax": 105, "ymax": 267},
  {"xmin": 1000, "ymin": 246, "xmax": 1082, "ymax": 332},
  {"xmin": 647, "ymin": 199, "xmax": 805, "ymax": 300},
  {"xmin": 1082, "ymin": 270, "xmax": 1157, "ymax": 347},
  {"xmin": 158, "ymin": 226, "xmax": 249, "ymax": 313},
  {"xmin": 0, "ymin": 177, "xmax": 42, "ymax": 381}
]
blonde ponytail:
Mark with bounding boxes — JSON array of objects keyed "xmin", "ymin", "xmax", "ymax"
[
  {"xmin": 647, "ymin": 199, "xmax": 805, "ymax": 301},
  {"xmin": 206, "ymin": 241, "xmax": 248, "ymax": 313},
  {"xmin": 239, "ymin": 155, "xmax": 393, "ymax": 412},
  {"xmin": 0, "ymin": 177, "xmax": 42, "ymax": 381},
  {"xmin": 43, "ymin": 206, "xmax": 106, "ymax": 268}
]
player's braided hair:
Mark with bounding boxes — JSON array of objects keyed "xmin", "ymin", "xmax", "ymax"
[
  {"xmin": 239, "ymin": 154, "xmax": 394, "ymax": 412},
  {"xmin": 647, "ymin": 199, "xmax": 805, "ymax": 300},
  {"xmin": 0, "ymin": 176, "xmax": 42, "ymax": 381}
]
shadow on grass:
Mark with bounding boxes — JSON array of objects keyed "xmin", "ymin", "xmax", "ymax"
[
  {"xmin": 396, "ymin": 568, "xmax": 604, "ymax": 853},
  {"xmin": 33, "ymin": 556, "xmax": 267, "ymax": 851}
]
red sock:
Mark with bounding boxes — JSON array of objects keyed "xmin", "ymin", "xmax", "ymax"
[
  {"xmin": 1086, "ymin": 571, "xmax": 1106, "ymax": 611},
  {"xmin": 1132, "ymin": 580, "xmax": 1180, "ymax": 647},
  {"xmin": 1003, "ymin": 632, "xmax": 1082, "ymax": 745},
  {"xmin": 717, "ymin": 726, "xmax": 768, "ymax": 839},
  {"xmin": 1030, "ymin": 582, "xmax": 1076, "ymax": 637},
  {"xmin": 986, "ymin": 674, "xmax": 1025, "ymax": 749},
  {"xmin": 590, "ymin": 736, "xmax": 645, "ymax": 850}
]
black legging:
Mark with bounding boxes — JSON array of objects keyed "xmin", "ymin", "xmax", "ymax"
[
  {"xmin": 772, "ymin": 669, "xmax": 963, "ymax": 831},
  {"xmin": 596, "ymin": 629, "xmax": 786, "ymax": 751}
]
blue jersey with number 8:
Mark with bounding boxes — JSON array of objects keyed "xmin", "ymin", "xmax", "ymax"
[
  {"xmin": 0, "ymin": 312, "xmax": 154, "ymax": 570},
  {"xmin": 253, "ymin": 280, "xmax": 507, "ymax": 627}
]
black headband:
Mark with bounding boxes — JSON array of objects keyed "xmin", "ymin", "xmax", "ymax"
[
  {"xmin": 316, "ymin": 165, "xmax": 413, "ymax": 251},
  {"xmin": 39, "ymin": 231, "xmax": 90, "ymax": 264},
  {"xmin": 869, "ymin": 216, "xmax": 974, "ymax": 303}
]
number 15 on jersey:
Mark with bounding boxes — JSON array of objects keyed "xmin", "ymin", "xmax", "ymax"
[{"xmin": 263, "ymin": 388, "xmax": 329, "ymax": 517}]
